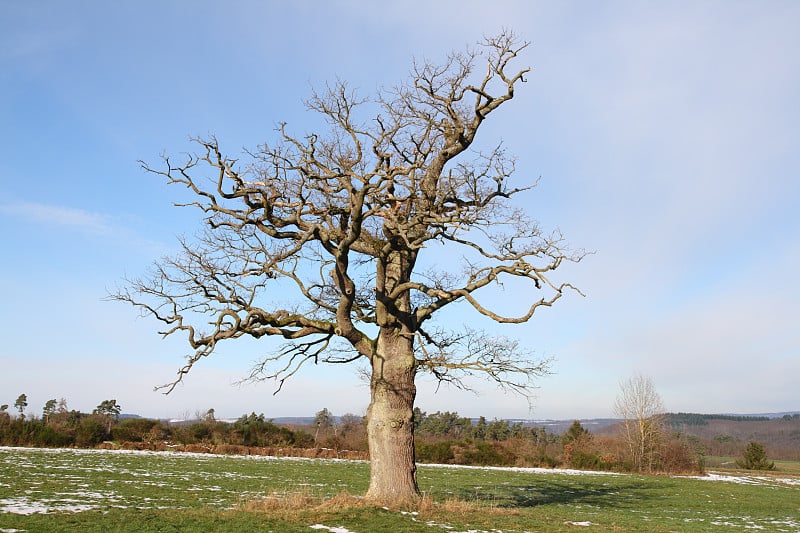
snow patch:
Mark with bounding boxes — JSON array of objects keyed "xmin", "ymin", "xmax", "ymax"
[
  {"xmin": 681, "ymin": 472, "xmax": 800, "ymax": 487},
  {"xmin": 449, "ymin": 529, "xmax": 506, "ymax": 533},
  {"xmin": 0, "ymin": 497, "xmax": 96, "ymax": 515},
  {"xmin": 309, "ymin": 525, "xmax": 358, "ymax": 533}
]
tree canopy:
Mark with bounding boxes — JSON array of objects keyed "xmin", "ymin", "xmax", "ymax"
[{"xmin": 114, "ymin": 30, "xmax": 581, "ymax": 503}]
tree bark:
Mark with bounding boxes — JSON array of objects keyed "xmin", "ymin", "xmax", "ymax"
[{"xmin": 365, "ymin": 330, "xmax": 420, "ymax": 504}]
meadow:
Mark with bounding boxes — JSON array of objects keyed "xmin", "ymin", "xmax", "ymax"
[{"xmin": 1, "ymin": 446, "xmax": 798, "ymax": 532}]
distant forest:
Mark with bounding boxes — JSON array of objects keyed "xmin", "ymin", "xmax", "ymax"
[{"xmin": 665, "ymin": 413, "xmax": 798, "ymax": 426}]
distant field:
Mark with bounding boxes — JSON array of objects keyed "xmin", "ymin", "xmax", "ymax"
[
  {"xmin": 704, "ymin": 455, "xmax": 800, "ymax": 475},
  {"xmin": 1, "ymin": 446, "xmax": 799, "ymax": 532}
]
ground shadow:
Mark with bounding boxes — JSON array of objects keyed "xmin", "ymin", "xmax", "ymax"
[{"xmin": 453, "ymin": 478, "xmax": 658, "ymax": 509}]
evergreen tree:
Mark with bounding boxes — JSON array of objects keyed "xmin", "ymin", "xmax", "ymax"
[
  {"xmin": 14, "ymin": 394, "xmax": 27, "ymax": 420},
  {"xmin": 736, "ymin": 441, "xmax": 775, "ymax": 471},
  {"xmin": 42, "ymin": 399, "xmax": 57, "ymax": 424},
  {"xmin": 561, "ymin": 420, "xmax": 591, "ymax": 445}
]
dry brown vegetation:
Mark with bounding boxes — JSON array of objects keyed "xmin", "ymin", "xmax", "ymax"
[{"xmin": 241, "ymin": 489, "xmax": 520, "ymax": 518}]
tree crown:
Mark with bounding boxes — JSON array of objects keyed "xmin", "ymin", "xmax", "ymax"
[{"xmin": 114, "ymin": 31, "xmax": 582, "ymax": 396}]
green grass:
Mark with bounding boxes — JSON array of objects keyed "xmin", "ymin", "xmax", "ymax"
[
  {"xmin": 705, "ymin": 455, "xmax": 800, "ymax": 475},
  {"xmin": 773, "ymin": 460, "xmax": 800, "ymax": 475},
  {"xmin": 1, "ymin": 446, "xmax": 798, "ymax": 532}
]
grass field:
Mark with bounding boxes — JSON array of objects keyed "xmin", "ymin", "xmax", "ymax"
[
  {"xmin": 704, "ymin": 455, "xmax": 800, "ymax": 476},
  {"xmin": 1, "ymin": 446, "xmax": 798, "ymax": 532}
]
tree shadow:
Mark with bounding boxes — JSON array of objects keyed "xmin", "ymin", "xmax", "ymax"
[{"xmin": 455, "ymin": 478, "xmax": 658, "ymax": 509}]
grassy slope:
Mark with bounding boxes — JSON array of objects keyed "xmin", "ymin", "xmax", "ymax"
[{"xmin": 1, "ymin": 447, "xmax": 798, "ymax": 532}]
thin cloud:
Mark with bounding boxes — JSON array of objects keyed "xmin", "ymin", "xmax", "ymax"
[
  {"xmin": 0, "ymin": 201, "xmax": 170, "ymax": 258},
  {"xmin": 0, "ymin": 201, "xmax": 115, "ymax": 235}
]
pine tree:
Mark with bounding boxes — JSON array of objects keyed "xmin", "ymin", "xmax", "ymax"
[{"xmin": 736, "ymin": 441, "xmax": 775, "ymax": 470}]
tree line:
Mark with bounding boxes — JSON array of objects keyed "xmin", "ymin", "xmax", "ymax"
[
  {"xmin": 666, "ymin": 413, "xmax": 777, "ymax": 426},
  {"xmin": 0, "ymin": 397, "xmax": 316, "ymax": 450},
  {"xmin": 1, "ymin": 396, "xmax": 123, "ymax": 448},
  {"xmin": 0, "ymin": 394, "xmax": 701, "ymax": 473},
  {"xmin": 3, "ymin": 390, "xmax": 784, "ymax": 474}
]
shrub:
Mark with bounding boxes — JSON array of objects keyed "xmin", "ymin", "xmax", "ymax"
[
  {"xmin": 459, "ymin": 441, "xmax": 515, "ymax": 466},
  {"xmin": 660, "ymin": 435, "xmax": 705, "ymax": 474},
  {"xmin": 75, "ymin": 418, "xmax": 106, "ymax": 447},
  {"xmin": 416, "ymin": 441, "xmax": 455, "ymax": 464},
  {"xmin": 33, "ymin": 424, "xmax": 73, "ymax": 447},
  {"xmin": 190, "ymin": 422, "xmax": 213, "ymax": 443},
  {"xmin": 1, "ymin": 419, "xmax": 37, "ymax": 446},
  {"xmin": 113, "ymin": 418, "xmax": 162, "ymax": 442},
  {"xmin": 568, "ymin": 449, "xmax": 607, "ymax": 470},
  {"xmin": 232, "ymin": 413, "xmax": 300, "ymax": 447}
]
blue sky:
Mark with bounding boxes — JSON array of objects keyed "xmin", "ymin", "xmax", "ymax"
[{"xmin": 1, "ymin": 1, "xmax": 798, "ymax": 421}]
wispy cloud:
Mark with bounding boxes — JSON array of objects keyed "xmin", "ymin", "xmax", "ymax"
[{"xmin": 0, "ymin": 201, "xmax": 115, "ymax": 235}]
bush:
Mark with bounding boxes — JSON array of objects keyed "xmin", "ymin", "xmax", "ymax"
[
  {"xmin": 1, "ymin": 419, "xmax": 37, "ymax": 446},
  {"xmin": 320, "ymin": 435, "xmax": 344, "ymax": 451},
  {"xmin": 75, "ymin": 418, "xmax": 106, "ymax": 447},
  {"xmin": 113, "ymin": 418, "xmax": 162, "ymax": 442},
  {"xmin": 569, "ymin": 449, "xmax": 607, "ymax": 470},
  {"xmin": 416, "ymin": 439, "xmax": 516, "ymax": 466},
  {"xmin": 190, "ymin": 422, "xmax": 213, "ymax": 443},
  {"xmin": 416, "ymin": 440, "xmax": 455, "ymax": 464},
  {"xmin": 232, "ymin": 413, "xmax": 300, "ymax": 447},
  {"xmin": 292, "ymin": 429, "xmax": 315, "ymax": 448},
  {"xmin": 33, "ymin": 424, "xmax": 74, "ymax": 447},
  {"xmin": 660, "ymin": 436, "xmax": 705, "ymax": 474},
  {"xmin": 459, "ymin": 441, "xmax": 515, "ymax": 466}
]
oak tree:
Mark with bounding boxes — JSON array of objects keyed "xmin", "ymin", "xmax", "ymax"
[{"xmin": 114, "ymin": 31, "xmax": 581, "ymax": 504}]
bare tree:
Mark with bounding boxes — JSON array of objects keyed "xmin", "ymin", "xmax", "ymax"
[
  {"xmin": 113, "ymin": 31, "xmax": 582, "ymax": 504},
  {"xmin": 614, "ymin": 373, "xmax": 665, "ymax": 472}
]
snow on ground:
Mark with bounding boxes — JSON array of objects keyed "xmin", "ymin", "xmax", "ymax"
[
  {"xmin": 2, "ymin": 445, "xmax": 358, "ymax": 463},
  {"xmin": 681, "ymin": 471, "xmax": 800, "ymax": 488},
  {"xmin": 0, "ymin": 496, "xmax": 97, "ymax": 515},
  {"xmin": 1, "ymin": 445, "xmax": 798, "ymax": 521},
  {"xmin": 3, "ymin": 445, "xmax": 798, "ymax": 482},
  {"xmin": 310, "ymin": 525, "xmax": 358, "ymax": 533}
]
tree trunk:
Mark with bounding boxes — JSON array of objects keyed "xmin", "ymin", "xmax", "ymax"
[{"xmin": 365, "ymin": 331, "xmax": 420, "ymax": 504}]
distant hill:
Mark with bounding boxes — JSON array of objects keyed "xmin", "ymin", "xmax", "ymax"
[
  {"xmin": 519, "ymin": 418, "xmax": 620, "ymax": 434},
  {"xmin": 148, "ymin": 411, "xmax": 799, "ymax": 435},
  {"xmin": 666, "ymin": 412, "xmax": 800, "ymax": 426},
  {"xmin": 270, "ymin": 417, "xmax": 316, "ymax": 426}
]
